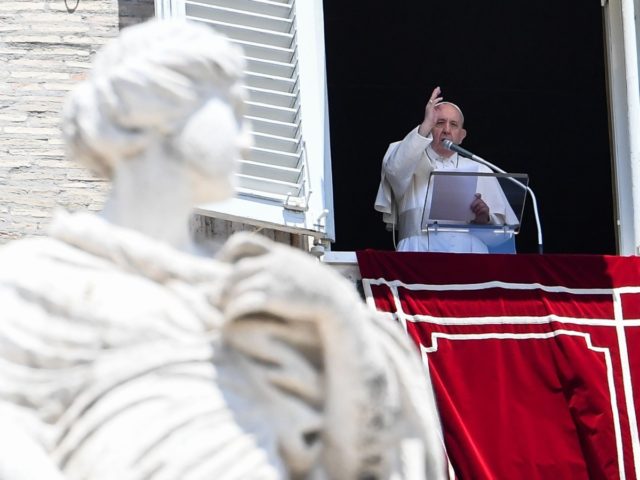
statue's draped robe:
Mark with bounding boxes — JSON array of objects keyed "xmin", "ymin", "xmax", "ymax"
[{"xmin": 0, "ymin": 212, "xmax": 447, "ymax": 480}]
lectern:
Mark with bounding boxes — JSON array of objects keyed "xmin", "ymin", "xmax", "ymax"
[{"xmin": 421, "ymin": 170, "xmax": 529, "ymax": 253}]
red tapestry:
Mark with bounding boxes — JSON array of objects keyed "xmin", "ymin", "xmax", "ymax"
[{"xmin": 356, "ymin": 250, "xmax": 640, "ymax": 480}]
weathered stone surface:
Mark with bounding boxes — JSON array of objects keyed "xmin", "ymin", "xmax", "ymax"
[
  {"xmin": 0, "ymin": 0, "xmax": 122, "ymax": 243},
  {"xmin": 0, "ymin": 0, "xmax": 299, "ymax": 248},
  {"xmin": 0, "ymin": 19, "xmax": 449, "ymax": 479}
]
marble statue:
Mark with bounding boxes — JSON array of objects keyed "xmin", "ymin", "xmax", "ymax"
[{"xmin": 0, "ymin": 19, "xmax": 447, "ymax": 479}]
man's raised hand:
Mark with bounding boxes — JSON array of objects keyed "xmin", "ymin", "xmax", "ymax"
[{"xmin": 418, "ymin": 86, "xmax": 443, "ymax": 137}]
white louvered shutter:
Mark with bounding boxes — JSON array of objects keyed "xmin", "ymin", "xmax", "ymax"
[{"xmin": 155, "ymin": 0, "xmax": 335, "ymax": 241}]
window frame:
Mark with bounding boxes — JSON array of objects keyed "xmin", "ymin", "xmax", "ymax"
[
  {"xmin": 603, "ymin": 0, "xmax": 640, "ymax": 255},
  {"xmin": 154, "ymin": 0, "xmax": 335, "ymax": 241}
]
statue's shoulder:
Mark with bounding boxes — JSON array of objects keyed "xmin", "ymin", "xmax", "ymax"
[
  {"xmin": 0, "ymin": 235, "xmax": 101, "ymax": 299},
  {"xmin": 0, "ymin": 235, "xmax": 69, "ymax": 268}
]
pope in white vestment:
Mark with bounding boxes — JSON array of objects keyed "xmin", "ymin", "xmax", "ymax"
[{"xmin": 375, "ymin": 87, "xmax": 517, "ymax": 253}]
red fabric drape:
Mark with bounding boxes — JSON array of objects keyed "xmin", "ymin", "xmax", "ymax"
[{"xmin": 357, "ymin": 251, "xmax": 640, "ymax": 480}]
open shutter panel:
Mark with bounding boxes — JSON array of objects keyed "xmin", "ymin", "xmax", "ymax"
[{"xmin": 156, "ymin": 0, "xmax": 335, "ymax": 240}]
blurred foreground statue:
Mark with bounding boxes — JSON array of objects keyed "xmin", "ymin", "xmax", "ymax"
[{"xmin": 0, "ymin": 20, "xmax": 447, "ymax": 480}]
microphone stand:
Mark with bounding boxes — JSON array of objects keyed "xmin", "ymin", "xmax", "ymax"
[
  {"xmin": 468, "ymin": 154, "xmax": 543, "ymax": 254},
  {"xmin": 443, "ymin": 140, "xmax": 543, "ymax": 253}
]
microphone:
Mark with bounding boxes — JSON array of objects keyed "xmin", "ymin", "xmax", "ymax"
[
  {"xmin": 442, "ymin": 139, "xmax": 477, "ymax": 160},
  {"xmin": 441, "ymin": 139, "xmax": 544, "ymax": 254}
]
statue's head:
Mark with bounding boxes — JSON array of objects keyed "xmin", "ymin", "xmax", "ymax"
[{"xmin": 62, "ymin": 19, "xmax": 250, "ymax": 203}]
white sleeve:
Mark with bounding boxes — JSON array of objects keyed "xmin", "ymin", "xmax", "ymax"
[
  {"xmin": 382, "ymin": 126, "xmax": 432, "ymax": 199},
  {"xmin": 477, "ymin": 172, "xmax": 518, "ymax": 225}
]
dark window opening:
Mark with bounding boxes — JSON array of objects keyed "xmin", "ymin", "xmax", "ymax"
[{"xmin": 324, "ymin": 1, "xmax": 615, "ymax": 254}]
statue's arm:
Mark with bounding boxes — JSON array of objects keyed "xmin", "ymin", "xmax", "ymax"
[{"xmin": 217, "ymin": 233, "xmax": 448, "ymax": 479}]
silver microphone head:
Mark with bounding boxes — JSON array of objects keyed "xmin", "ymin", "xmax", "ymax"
[{"xmin": 442, "ymin": 139, "xmax": 454, "ymax": 150}]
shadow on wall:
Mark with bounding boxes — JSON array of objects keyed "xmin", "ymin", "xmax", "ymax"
[
  {"xmin": 64, "ymin": 0, "xmax": 80, "ymax": 13},
  {"xmin": 65, "ymin": 1, "xmax": 155, "ymax": 28},
  {"xmin": 118, "ymin": 0, "xmax": 156, "ymax": 30}
]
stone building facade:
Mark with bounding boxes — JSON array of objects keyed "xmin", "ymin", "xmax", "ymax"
[
  {"xmin": 0, "ymin": 0, "xmax": 153, "ymax": 242},
  {"xmin": 0, "ymin": 0, "xmax": 304, "ymax": 249}
]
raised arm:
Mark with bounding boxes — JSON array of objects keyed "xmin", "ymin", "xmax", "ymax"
[
  {"xmin": 382, "ymin": 87, "xmax": 442, "ymax": 197},
  {"xmin": 418, "ymin": 86, "xmax": 443, "ymax": 138}
]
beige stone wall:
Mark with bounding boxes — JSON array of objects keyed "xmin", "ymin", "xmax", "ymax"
[
  {"xmin": 0, "ymin": 0, "xmax": 153, "ymax": 243},
  {"xmin": 0, "ymin": 1, "xmax": 304, "ymax": 249}
]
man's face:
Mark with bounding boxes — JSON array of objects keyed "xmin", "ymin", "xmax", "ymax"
[{"xmin": 431, "ymin": 103, "xmax": 467, "ymax": 155}]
